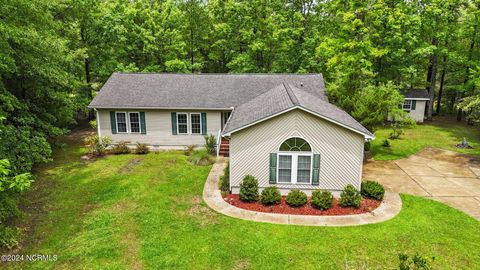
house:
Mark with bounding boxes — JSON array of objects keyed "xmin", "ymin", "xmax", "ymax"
[
  {"xmin": 88, "ymin": 73, "xmax": 374, "ymax": 195},
  {"xmin": 401, "ymin": 89, "xmax": 430, "ymax": 123}
]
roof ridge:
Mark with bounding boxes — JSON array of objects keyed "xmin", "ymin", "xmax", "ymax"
[
  {"xmin": 113, "ymin": 72, "xmax": 323, "ymax": 76},
  {"xmin": 283, "ymin": 83, "xmax": 299, "ymax": 106}
]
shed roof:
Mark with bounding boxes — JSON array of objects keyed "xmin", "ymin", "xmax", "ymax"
[{"xmin": 402, "ymin": 89, "xmax": 430, "ymax": 100}]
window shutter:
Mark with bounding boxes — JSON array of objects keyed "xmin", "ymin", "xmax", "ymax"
[
  {"xmin": 201, "ymin": 112, "xmax": 207, "ymax": 135},
  {"xmin": 140, "ymin": 112, "xmax": 146, "ymax": 134},
  {"xmin": 312, "ymin": 154, "xmax": 320, "ymax": 185},
  {"xmin": 171, "ymin": 112, "xmax": 177, "ymax": 135},
  {"xmin": 110, "ymin": 111, "xmax": 117, "ymax": 134},
  {"xmin": 269, "ymin": 153, "xmax": 277, "ymax": 184},
  {"xmin": 411, "ymin": 100, "xmax": 416, "ymax": 110}
]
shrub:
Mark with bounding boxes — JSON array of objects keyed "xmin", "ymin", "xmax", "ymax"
[
  {"xmin": 135, "ymin": 143, "xmax": 150, "ymax": 154},
  {"xmin": 110, "ymin": 141, "xmax": 130, "ymax": 154},
  {"xmin": 219, "ymin": 162, "xmax": 230, "ymax": 192},
  {"xmin": 364, "ymin": 141, "xmax": 371, "ymax": 151},
  {"xmin": 203, "ymin": 134, "xmax": 217, "ymax": 155},
  {"xmin": 239, "ymin": 175, "xmax": 259, "ymax": 202},
  {"xmin": 311, "ymin": 190, "xmax": 333, "ymax": 210},
  {"xmin": 399, "ymin": 253, "xmax": 435, "ymax": 270},
  {"xmin": 188, "ymin": 149, "xmax": 215, "ymax": 166},
  {"xmin": 260, "ymin": 187, "xmax": 281, "ymax": 205},
  {"xmin": 286, "ymin": 189, "xmax": 307, "ymax": 207},
  {"xmin": 184, "ymin": 144, "xmax": 196, "ymax": 156},
  {"xmin": 339, "ymin": 184, "xmax": 362, "ymax": 208},
  {"xmin": 361, "ymin": 180, "xmax": 385, "ymax": 200},
  {"xmin": 382, "ymin": 139, "xmax": 391, "ymax": 147},
  {"xmin": 84, "ymin": 134, "xmax": 112, "ymax": 156}
]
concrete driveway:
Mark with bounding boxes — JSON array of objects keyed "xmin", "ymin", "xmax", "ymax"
[{"xmin": 363, "ymin": 148, "xmax": 480, "ymax": 220}]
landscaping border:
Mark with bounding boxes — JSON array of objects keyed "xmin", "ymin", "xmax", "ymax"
[{"xmin": 203, "ymin": 159, "xmax": 402, "ymax": 226}]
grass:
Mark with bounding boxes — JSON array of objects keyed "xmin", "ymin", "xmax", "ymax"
[
  {"xmin": 2, "ymin": 130, "xmax": 480, "ymax": 269},
  {"xmin": 371, "ymin": 117, "xmax": 480, "ymax": 160}
]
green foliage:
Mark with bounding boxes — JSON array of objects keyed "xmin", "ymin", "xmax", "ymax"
[
  {"xmin": 110, "ymin": 141, "xmax": 130, "ymax": 155},
  {"xmin": 260, "ymin": 187, "xmax": 281, "ymax": 205},
  {"xmin": 383, "ymin": 139, "xmax": 391, "ymax": 148},
  {"xmin": 135, "ymin": 143, "xmax": 150, "ymax": 155},
  {"xmin": 203, "ymin": 134, "xmax": 217, "ymax": 155},
  {"xmin": 219, "ymin": 162, "xmax": 230, "ymax": 192},
  {"xmin": 84, "ymin": 134, "xmax": 112, "ymax": 156},
  {"xmin": 89, "ymin": 119, "xmax": 97, "ymax": 130},
  {"xmin": 399, "ymin": 253, "xmax": 435, "ymax": 270},
  {"xmin": 286, "ymin": 189, "xmax": 307, "ymax": 207},
  {"xmin": 339, "ymin": 184, "xmax": 361, "ymax": 208},
  {"xmin": 239, "ymin": 175, "xmax": 259, "ymax": 202},
  {"xmin": 364, "ymin": 141, "xmax": 371, "ymax": 151},
  {"xmin": 187, "ymin": 149, "xmax": 214, "ymax": 166},
  {"xmin": 311, "ymin": 190, "xmax": 333, "ymax": 210},
  {"xmin": 361, "ymin": 181, "xmax": 385, "ymax": 201},
  {"xmin": 184, "ymin": 144, "xmax": 196, "ymax": 156}
]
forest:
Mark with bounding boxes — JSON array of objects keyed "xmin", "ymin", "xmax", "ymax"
[{"xmin": 1, "ymin": 0, "xmax": 480, "ymax": 247}]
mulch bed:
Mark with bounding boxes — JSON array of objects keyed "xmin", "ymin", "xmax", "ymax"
[{"xmin": 223, "ymin": 194, "xmax": 381, "ymax": 216}]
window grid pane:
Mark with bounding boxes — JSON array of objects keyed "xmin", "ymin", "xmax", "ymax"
[
  {"xmin": 278, "ymin": 169, "xmax": 292, "ymax": 182},
  {"xmin": 116, "ymin": 113, "xmax": 127, "ymax": 133},
  {"xmin": 297, "ymin": 156, "xmax": 311, "ymax": 169},
  {"xmin": 129, "ymin": 113, "xmax": 140, "ymax": 133},
  {"xmin": 191, "ymin": 114, "xmax": 201, "ymax": 134},
  {"xmin": 278, "ymin": 155, "xmax": 292, "ymax": 168},
  {"xmin": 178, "ymin": 114, "xmax": 188, "ymax": 134},
  {"xmin": 297, "ymin": 170, "xmax": 310, "ymax": 183}
]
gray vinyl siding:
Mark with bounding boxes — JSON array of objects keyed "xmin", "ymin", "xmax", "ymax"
[
  {"xmin": 407, "ymin": 100, "xmax": 426, "ymax": 123},
  {"xmin": 230, "ymin": 109, "xmax": 364, "ymax": 194},
  {"xmin": 97, "ymin": 109, "xmax": 222, "ymax": 148}
]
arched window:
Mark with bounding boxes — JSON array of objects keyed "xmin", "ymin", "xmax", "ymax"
[
  {"xmin": 279, "ymin": 137, "xmax": 311, "ymax": 152},
  {"xmin": 276, "ymin": 137, "xmax": 313, "ymax": 184}
]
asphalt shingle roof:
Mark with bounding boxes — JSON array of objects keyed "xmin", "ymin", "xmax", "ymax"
[
  {"xmin": 89, "ymin": 73, "xmax": 327, "ymax": 109},
  {"xmin": 402, "ymin": 89, "xmax": 430, "ymax": 99},
  {"xmin": 223, "ymin": 84, "xmax": 374, "ymax": 138}
]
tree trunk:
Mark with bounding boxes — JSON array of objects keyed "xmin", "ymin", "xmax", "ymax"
[
  {"xmin": 426, "ymin": 38, "xmax": 438, "ymax": 121},
  {"xmin": 436, "ymin": 47, "xmax": 447, "ymax": 114}
]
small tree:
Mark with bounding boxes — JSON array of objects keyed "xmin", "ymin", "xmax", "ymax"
[
  {"xmin": 203, "ymin": 134, "xmax": 216, "ymax": 155},
  {"xmin": 239, "ymin": 175, "xmax": 259, "ymax": 202}
]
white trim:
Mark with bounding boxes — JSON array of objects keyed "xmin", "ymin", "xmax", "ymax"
[
  {"xmin": 190, "ymin": 113, "xmax": 202, "ymax": 134},
  {"xmin": 176, "ymin": 112, "xmax": 189, "ymax": 134},
  {"xmin": 277, "ymin": 153, "xmax": 313, "ymax": 184},
  {"xmin": 89, "ymin": 106, "xmax": 232, "ymax": 111},
  {"xmin": 404, "ymin": 98, "xmax": 429, "ymax": 101},
  {"xmin": 95, "ymin": 109, "xmax": 101, "ymax": 137},
  {"xmin": 402, "ymin": 100, "xmax": 412, "ymax": 111},
  {"xmin": 223, "ymin": 106, "xmax": 375, "ymax": 140}
]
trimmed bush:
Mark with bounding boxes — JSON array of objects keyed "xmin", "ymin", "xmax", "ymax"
[
  {"xmin": 339, "ymin": 184, "xmax": 362, "ymax": 208},
  {"xmin": 260, "ymin": 187, "xmax": 281, "ymax": 205},
  {"xmin": 184, "ymin": 144, "xmax": 196, "ymax": 156},
  {"xmin": 135, "ymin": 143, "xmax": 149, "ymax": 154},
  {"xmin": 361, "ymin": 180, "xmax": 385, "ymax": 200},
  {"xmin": 311, "ymin": 190, "xmax": 333, "ymax": 210},
  {"xmin": 239, "ymin": 175, "xmax": 259, "ymax": 202},
  {"xmin": 188, "ymin": 149, "xmax": 214, "ymax": 166},
  {"xmin": 219, "ymin": 162, "xmax": 230, "ymax": 192},
  {"xmin": 286, "ymin": 189, "xmax": 307, "ymax": 207},
  {"xmin": 84, "ymin": 134, "xmax": 112, "ymax": 156},
  {"xmin": 111, "ymin": 141, "xmax": 130, "ymax": 154}
]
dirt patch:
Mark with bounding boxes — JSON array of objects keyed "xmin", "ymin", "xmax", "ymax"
[
  {"xmin": 183, "ymin": 196, "xmax": 218, "ymax": 226},
  {"xmin": 120, "ymin": 231, "xmax": 144, "ymax": 270},
  {"xmin": 232, "ymin": 259, "xmax": 251, "ymax": 270},
  {"xmin": 223, "ymin": 195, "xmax": 380, "ymax": 216},
  {"xmin": 118, "ymin": 158, "xmax": 143, "ymax": 173}
]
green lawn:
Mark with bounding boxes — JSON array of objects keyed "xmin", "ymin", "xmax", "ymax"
[
  {"xmin": 371, "ymin": 118, "xmax": 480, "ymax": 160},
  {"xmin": 2, "ymin": 131, "xmax": 480, "ymax": 269}
]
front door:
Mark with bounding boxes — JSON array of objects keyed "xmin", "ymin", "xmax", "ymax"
[{"xmin": 221, "ymin": 111, "xmax": 232, "ymax": 129}]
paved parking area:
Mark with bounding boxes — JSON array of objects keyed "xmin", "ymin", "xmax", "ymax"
[{"xmin": 363, "ymin": 148, "xmax": 480, "ymax": 220}]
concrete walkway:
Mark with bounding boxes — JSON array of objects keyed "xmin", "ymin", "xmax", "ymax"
[
  {"xmin": 203, "ymin": 159, "xmax": 402, "ymax": 227},
  {"xmin": 363, "ymin": 148, "xmax": 480, "ymax": 220}
]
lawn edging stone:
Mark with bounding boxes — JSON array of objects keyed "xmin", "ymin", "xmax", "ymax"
[{"xmin": 203, "ymin": 159, "xmax": 402, "ymax": 227}]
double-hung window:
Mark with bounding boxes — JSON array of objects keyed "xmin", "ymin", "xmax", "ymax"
[
  {"xmin": 277, "ymin": 137, "xmax": 312, "ymax": 184},
  {"xmin": 190, "ymin": 113, "xmax": 201, "ymax": 134},
  {"xmin": 115, "ymin": 111, "xmax": 141, "ymax": 133},
  {"xmin": 177, "ymin": 113, "xmax": 189, "ymax": 134},
  {"xmin": 402, "ymin": 100, "xmax": 412, "ymax": 111},
  {"xmin": 129, "ymin": 112, "xmax": 140, "ymax": 133},
  {"xmin": 116, "ymin": 112, "xmax": 128, "ymax": 133}
]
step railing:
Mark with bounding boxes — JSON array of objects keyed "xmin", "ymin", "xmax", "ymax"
[{"xmin": 216, "ymin": 128, "xmax": 222, "ymax": 157}]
